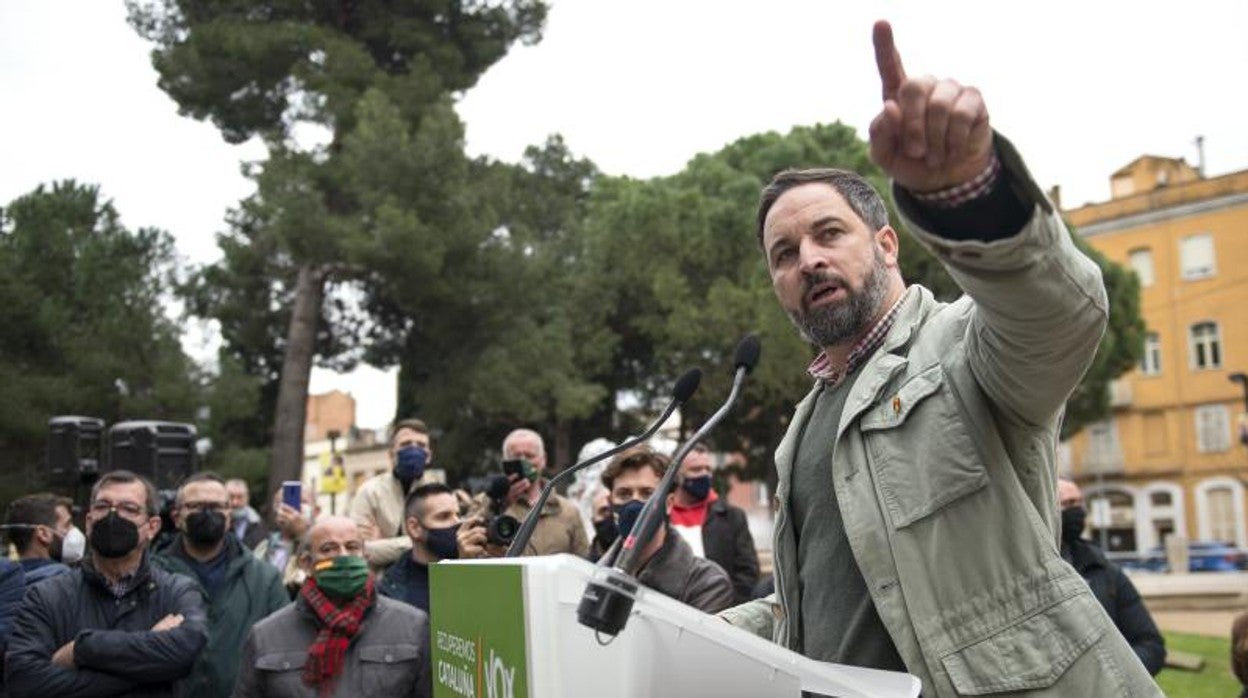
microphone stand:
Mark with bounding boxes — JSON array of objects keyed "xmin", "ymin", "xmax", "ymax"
[
  {"xmin": 504, "ymin": 368, "xmax": 702, "ymax": 558},
  {"xmin": 578, "ymin": 336, "xmax": 760, "ymax": 636}
]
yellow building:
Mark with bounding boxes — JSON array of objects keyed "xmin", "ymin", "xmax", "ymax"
[{"xmin": 1062, "ymin": 156, "xmax": 1248, "ymax": 556}]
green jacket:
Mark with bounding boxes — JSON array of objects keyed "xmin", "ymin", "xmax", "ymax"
[
  {"xmin": 721, "ymin": 136, "xmax": 1162, "ymax": 697},
  {"xmin": 154, "ymin": 534, "xmax": 289, "ymax": 698}
]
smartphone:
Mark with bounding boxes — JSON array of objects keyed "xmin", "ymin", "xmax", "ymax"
[
  {"xmin": 281, "ymin": 481, "xmax": 302, "ymax": 511},
  {"xmin": 502, "ymin": 459, "xmax": 535, "ymax": 481}
]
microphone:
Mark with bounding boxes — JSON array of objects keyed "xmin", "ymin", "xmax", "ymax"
[
  {"xmin": 578, "ymin": 335, "xmax": 761, "ymax": 636},
  {"xmin": 504, "ymin": 368, "xmax": 702, "ymax": 557}
]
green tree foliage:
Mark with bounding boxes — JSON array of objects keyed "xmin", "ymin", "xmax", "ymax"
[
  {"xmin": 531, "ymin": 122, "xmax": 1140, "ymax": 482},
  {"xmin": 1061, "ymin": 230, "xmax": 1146, "ymax": 439},
  {"xmin": 393, "ymin": 135, "xmax": 614, "ymax": 478},
  {"xmin": 0, "ymin": 181, "xmax": 199, "ymax": 506},
  {"xmin": 129, "ymin": 0, "xmax": 548, "ymax": 495}
]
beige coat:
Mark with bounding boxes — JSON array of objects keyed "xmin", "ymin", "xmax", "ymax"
[
  {"xmin": 349, "ymin": 472, "xmax": 431, "ymax": 567},
  {"xmin": 470, "ymin": 489, "xmax": 590, "ymax": 557}
]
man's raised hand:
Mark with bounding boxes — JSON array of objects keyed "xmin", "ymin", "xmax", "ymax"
[{"xmin": 868, "ymin": 20, "xmax": 993, "ymax": 193}]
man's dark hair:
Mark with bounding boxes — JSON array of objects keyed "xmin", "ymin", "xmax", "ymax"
[
  {"xmin": 174, "ymin": 471, "xmax": 227, "ymax": 505},
  {"xmin": 91, "ymin": 470, "xmax": 159, "ymax": 516},
  {"xmin": 5, "ymin": 494, "xmax": 59, "ymax": 553},
  {"xmin": 404, "ymin": 482, "xmax": 454, "ymax": 520},
  {"xmin": 756, "ymin": 168, "xmax": 890, "ymax": 247},
  {"xmin": 601, "ymin": 447, "xmax": 669, "ymax": 492},
  {"xmin": 389, "ymin": 418, "xmax": 430, "ymax": 447}
]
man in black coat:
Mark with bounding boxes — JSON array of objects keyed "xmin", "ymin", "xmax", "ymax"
[
  {"xmin": 5, "ymin": 470, "xmax": 208, "ymax": 697},
  {"xmin": 1059, "ymin": 478, "xmax": 1166, "ymax": 675},
  {"xmin": 668, "ymin": 442, "xmax": 760, "ymax": 603}
]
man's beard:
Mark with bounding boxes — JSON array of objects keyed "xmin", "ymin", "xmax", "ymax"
[{"xmin": 788, "ymin": 248, "xmax": 890, "ymax": 348}]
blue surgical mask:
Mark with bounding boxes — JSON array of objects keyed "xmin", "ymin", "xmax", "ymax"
[
  {"xmin": 681, "ymin": 475, "xmax": 712, "ymax": 501},
  {"xmin": 393, "ymin": 445, "xmax": 428, "ymax": 483},
  {"xmin": 612, "ymin": 499, "xmax": 646, "ymax": 538},
  {"xmin": 424, "ymin": 523, "xmax": 460, "ymax": 561}
]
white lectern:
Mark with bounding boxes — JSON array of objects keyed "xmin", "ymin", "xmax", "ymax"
[{"xmin": 429, "ymin": 554, "xmax": 920, "ymax": 698}]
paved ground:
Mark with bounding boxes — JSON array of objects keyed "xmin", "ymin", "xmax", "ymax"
[{"xmin": 1151, "ymin": 609, "xmax": 1239, "ymax": 638}]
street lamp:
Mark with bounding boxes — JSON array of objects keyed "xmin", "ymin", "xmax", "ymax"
[{"xmin": 1230, "ymin": 373, "xmax": 1248, "ymax": 445}]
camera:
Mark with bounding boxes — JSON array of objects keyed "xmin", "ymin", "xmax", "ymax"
[{"xmin": 483, "ymin": 474, "xmax": 521, "ymax": 546}]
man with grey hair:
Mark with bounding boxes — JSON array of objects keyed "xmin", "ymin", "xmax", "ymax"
[
  {"xmin": 457, "ymin": 428, "xmax": 589, "ymax": 558},
  {"xmin": 720, "ymin": 20, "xmax": 1160, "ymax": 696},
  {"xmin": 225, "ymin": 478, "xmax": 268, "ymax": 550}
]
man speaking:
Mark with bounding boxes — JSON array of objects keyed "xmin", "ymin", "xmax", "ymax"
[{"xmin": 720, "ymin": 21, "xmax": 1162, "ymax": 696}]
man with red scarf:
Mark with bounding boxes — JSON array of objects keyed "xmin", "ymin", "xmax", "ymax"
[{"xmin": 234, "ymin": 516, "xmax": 430, "ymax": 698}]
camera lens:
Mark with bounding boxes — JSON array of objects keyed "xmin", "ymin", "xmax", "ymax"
[{"xmin": 487, "ymin": 514, "xmax": 520, "ymax": 546}]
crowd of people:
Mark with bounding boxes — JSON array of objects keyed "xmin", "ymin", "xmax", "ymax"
[{"xmin": 0, "ymin": 421, "xmax": 761, "ymax": 697}]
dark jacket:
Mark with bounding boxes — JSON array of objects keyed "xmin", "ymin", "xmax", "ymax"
[
  {"xmin": 1063, "ymin": 538, "xmax": 1166, "ymax": 675},
  {"xmin": 377, "ymin": 554, "xmax": 430, "ymax": 613},
  {"xmin": 19, "ymin": 558, "xmax": 70, "ymax": 586},
  {"xmin": 233, "ymin": 512, "xmax": 269, "ymax": 552},
  {"xmin": 0, "ymin": 559, "xmax": 24, "ymax": 688},
  {"xmin": 233, "ymin": 592, "xmax": 430, "ymax": 698},
  {"xmin": 153, "ymin": 534, "xmax": 289, "ymax": 698},
  {"xmin": 636, "ymin": 527, "xmax": 736, "ymax": 614},
  {"xmin": 5, "ymin": 554, "xmax": 208, "ymax": 697},
  {"xmin": 700, "ymin": 499, "xmax": 760, "ymax": 604}
]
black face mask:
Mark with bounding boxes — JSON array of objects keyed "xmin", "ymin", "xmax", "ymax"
[
  {"xmin": 594, "ymin": 516, "xmax": 619, "ymax": 548},
  {"xmin": 185, "ymin": 510, "xmax": 227, "ymax": 547},
  {"xmin": 48, "ymin": 530, "xmax": 65, "ymax": 562},
  {"xmin": 1061, "ymin": 506, "xmax": 1087, "ymax": 544},
  {"xmin": 89, "ymin": 511, "xmax": 140, "ymax": 559}
]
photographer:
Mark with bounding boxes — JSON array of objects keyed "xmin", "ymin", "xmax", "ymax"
[{"xmin": 456, "ymin": 429, "xmax": 588, "ymax": 558}]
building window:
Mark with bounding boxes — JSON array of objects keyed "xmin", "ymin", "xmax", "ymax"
[
  {"xmin": 1140, "ymin": 332, "xmax": 1161, "ymax": 375},
  {"xmin": 1143, "ymin": 410, "xmax": 1168, "ymax": 456},
  {"xmin": 1180, "ymin": 233, "xmax": 1216, "ymax": 280},
  {"xmin": 1207, "ymin": 488, "xmax": 1236, "ymax": 542},
  {"xmin": 1195, "ymin": 404, "xmax": 1231, "ymax": 453},
  {"xmin": 1084, "ymin": 419, "xmax": 1122, "ymax": 472},
  {"xmin": 1128, "ymin": 248, "xmax": 1155, "ymax": 287},
  {"xmin": 1189, "ymin": 322, "xmax": 1222, "ymax": 370},
  {"xmin": 1197, "ymin": 478, "xmax": 1246, "ymax": 547}
]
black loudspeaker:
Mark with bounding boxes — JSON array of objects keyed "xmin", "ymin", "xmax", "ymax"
[
  {"xmin": 107, "ymin": 421, "xmax": 198, "ymax": 490},
  {"xmin": 47, "ymin": 416, "xmax": 106, "ymax": 484}
]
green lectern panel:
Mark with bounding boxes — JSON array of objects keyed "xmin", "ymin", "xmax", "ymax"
[{"xmin": 430, "ymin": 563, "xmax": 529, "ymax": 698}]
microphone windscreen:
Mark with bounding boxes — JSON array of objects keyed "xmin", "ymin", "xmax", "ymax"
[
  {"xmin": 671, "ymin": 368, "xmax": 702, "ymax": 403},
  {"xmin": 733, "ymin": 334, "xmax": 762, "ymax": 373},
  {"xmin": 486, "ymin": 474, "xmax": 511, "ymax": 500}
]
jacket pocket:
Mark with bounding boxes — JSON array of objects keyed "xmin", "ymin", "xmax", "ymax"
[
  {"xmin": 254, "ymin": 650, "xmax": 308, "ymax": 696},
  {"xmin": 358, "ymin": 642, "xmax": 422, "ymax": 695},
  {"xmin": 254, "ymin": 650, "xmax": 308, "ymax": 672},
  {"xmin": 860, "ymin": 365, "xmax": 988, "ymax": 528},
  {"xmin": 940, "ymin": 592, "xmax": 1107, "ymax": 694}
]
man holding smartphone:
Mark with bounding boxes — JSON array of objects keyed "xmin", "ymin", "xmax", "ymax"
[{"xmin": 457, "ymin": 428, "xmax": 589, "ymax": 558}]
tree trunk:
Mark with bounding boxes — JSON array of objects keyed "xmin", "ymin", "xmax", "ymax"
[{"xmin": 267, "ymin": 263, "xmax": 326, "ymax": 499}]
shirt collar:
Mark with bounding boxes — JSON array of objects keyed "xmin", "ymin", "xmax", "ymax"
[{"xmin": 806, "ymin": 293, "xmax": 906, "ymax": 386}]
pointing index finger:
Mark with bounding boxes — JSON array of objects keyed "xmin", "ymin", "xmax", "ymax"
[{"xmin": 873, "ymin": 20, "xmax": 905, "ymax": 102}]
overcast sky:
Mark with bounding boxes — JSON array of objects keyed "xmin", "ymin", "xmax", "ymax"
[{"xmin": 3, "ymin": 0, "xmax": 1246, "ymax": 429}]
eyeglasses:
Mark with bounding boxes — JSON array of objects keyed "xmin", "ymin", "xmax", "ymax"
[
  {"xmin": 89, "ymin": 500, "xmax": 146, "ymax": 518},
  {"xmin": 181, "ymin": 501, "xmax": 230, "ymax": 514}
]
